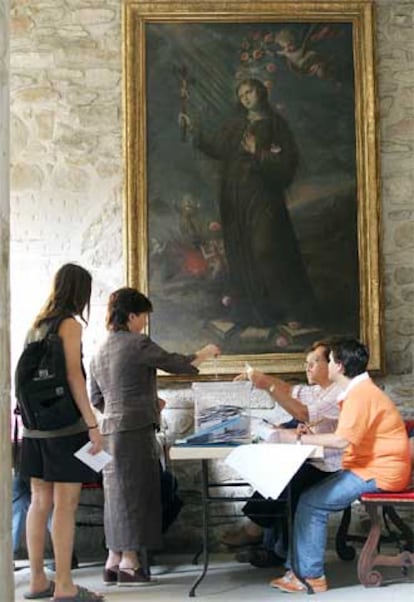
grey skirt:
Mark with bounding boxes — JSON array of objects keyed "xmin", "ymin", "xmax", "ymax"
[{"xmin": 103, "ymin": 426, "xmax": 162, "ymax": 551}]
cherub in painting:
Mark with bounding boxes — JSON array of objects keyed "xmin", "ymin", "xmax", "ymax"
[{"xmin": 274, "ymin": 26, "xmax": 336, "ymax": 81}]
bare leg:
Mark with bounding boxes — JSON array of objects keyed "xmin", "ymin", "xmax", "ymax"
[
  {"xmin": 51, "ymin": 482, "xmax": 82, "ymax": 598},
  {"xmin": 105, "ymin": 550, "xmax": 121, "ymax": 570},
  {"xmin": 119, "ymin": 550, "xmax": 140, "ymax": 571},
  {"xmin": 26, "ymin": 478, "xmax": 53, "ymax": 594}
]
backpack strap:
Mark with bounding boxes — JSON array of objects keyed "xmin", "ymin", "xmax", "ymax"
[
  {"xmin": 44, "ymin": 313, "xmax": 74, "ymax": 336},
  {"xmin": 44, "ymin": 314, "xmax": 86, "ymax": 379},
  {"xmin": 12, "ymin": 409, "xmax": 20, "ymax": 470}
]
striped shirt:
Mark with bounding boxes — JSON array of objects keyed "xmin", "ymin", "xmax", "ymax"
[{"xmin": 292, "ymin": 382, "xmax": 345, "ymax": 472}]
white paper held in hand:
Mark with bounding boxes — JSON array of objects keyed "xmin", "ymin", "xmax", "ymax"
[
  {"xmin": 74, "ymin": 441, "xmax": 112, "ymax": 473},
  {"xmin": 245, "ymin": 362, "xmax": 254, "ymax": 380}
]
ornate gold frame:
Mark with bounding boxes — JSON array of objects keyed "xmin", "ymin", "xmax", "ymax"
[{"xmin": 123, "ymin": 0, "xmax": 382, "ymax": 377}]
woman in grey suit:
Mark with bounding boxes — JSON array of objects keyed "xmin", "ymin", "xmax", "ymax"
[{"xmin": 90, "ymin": 287, "xmax": 219, "ymax": 586}]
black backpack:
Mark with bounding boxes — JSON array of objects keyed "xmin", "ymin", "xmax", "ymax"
[{"xmin": 15, "ymin": 316, "xmax": 81, "ymax": 431}]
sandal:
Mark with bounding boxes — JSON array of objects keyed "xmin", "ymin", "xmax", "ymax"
[
  {"xmin": 118, "ymin": 566, "xmax": 153, "ymax": 586},
  {"xmin": 24, "ymin": 581, "xmax": 55, "ymax": 599},
  {"xmin": 102, "ymin": 565, "xmax": 118, "ymax": 585},
  {"xmin": 52, "ymin": 585, "xmax": 105, "ymax": 601}
]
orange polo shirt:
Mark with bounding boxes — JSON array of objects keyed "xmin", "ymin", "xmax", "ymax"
[{"xmin": 336, "ymin": 378, "xmax": 410, "ymax": 491}]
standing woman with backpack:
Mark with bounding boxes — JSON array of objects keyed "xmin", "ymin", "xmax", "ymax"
[{"xmin": 19, "ymin": 263, "xmax": 104, "ymax": 602}]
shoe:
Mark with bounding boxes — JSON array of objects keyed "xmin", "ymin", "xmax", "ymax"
[
  {"xmin": 52, "ymin": 585, "xmax": 104, "ymax": 601},
  {"xmin": 103, "ymin": 565, "xmax": 118, "ymax": 585},
  {"xmin": 234, "ymin": 549, "xmax": 251, "ymax": 563},
  {"xmin": 270, "ymin": 571, "xmax": 328, "ymax": 593},
  {"xmin": 23, "ymin": 581, "xmax": 55, "ymax": 599},
  {"xmin": 221, "ymin": 527, "xmax": 262, "ymax": 547},
  {"xmin": 248, "ymin": 548, "xmax": 286, "ymax": 568},
  {"xmin": 270, "ymin": 569, "xmax": 294, "ymax": 586},
  {"xmin": 117, "ymin": 566, "xmax": 153, "ymax": 586}
]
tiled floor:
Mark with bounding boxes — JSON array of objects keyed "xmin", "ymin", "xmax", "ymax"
[{"xmin": 14, "ymin": 551, "xmax": 413, "ymax": 601}]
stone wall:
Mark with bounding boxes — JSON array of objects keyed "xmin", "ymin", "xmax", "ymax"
[
  {"xmin": 9, "ymin": 0, "xmax": 414, "ymax": 558},
  {"xmin": 0, "ymin": 0, "xmax": 14, "ymax": 598},
  {"xmin": 374, "ymin": 0, "xmax": 414, "ymax": 408}
]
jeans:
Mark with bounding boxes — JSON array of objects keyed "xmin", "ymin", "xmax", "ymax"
[
  {"xmin": 288, "ymin": 470, "xmax": 380, "ymax": 578},
  {"xmin": 261, "ymin": 463, "xmax": 335, "ymax": 558},
  {"xmin": 12, "ymin": 473, "xmax": 53, "ymax": 555},
  {"xmin": 12, "ymin": 474, "xmax": 31, "ymax": 553}
]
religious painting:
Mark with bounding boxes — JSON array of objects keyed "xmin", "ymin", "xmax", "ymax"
[{"xmin": 124, "ymin": 1, "xmax": 382, "ymax": 376}]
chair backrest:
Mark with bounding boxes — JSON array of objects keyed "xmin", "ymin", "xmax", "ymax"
[{"xmin": 404, "ymin": 420, "xmax": 414, "ymax": 486}]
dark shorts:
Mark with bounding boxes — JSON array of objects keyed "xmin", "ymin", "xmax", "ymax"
[{"xmin": 20, "ymin": 431, "xmax": 98, "ymax": 483}]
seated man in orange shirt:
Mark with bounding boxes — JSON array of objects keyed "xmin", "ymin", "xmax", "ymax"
[{"xmin": 270, "ymin": 338, "xmax": 410, "ymax": 594}]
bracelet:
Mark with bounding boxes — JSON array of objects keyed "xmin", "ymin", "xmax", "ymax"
[{"xmin": 87, "ymin": 424, "xmax": 98, "ymax": 430}]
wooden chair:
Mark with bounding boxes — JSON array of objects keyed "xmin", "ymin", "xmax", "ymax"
[
  {"xmin": 357, "ymin": 487, "xmax": 414, "ymax": 586},
  {"xmin": 335, "ymin": 420, "xmax": 414, "ymax": 586}
]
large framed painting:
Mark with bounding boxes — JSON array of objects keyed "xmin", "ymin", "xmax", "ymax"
[{"xmin": 123, "ymin": 0, "xmax": 382, "ymax": 377}]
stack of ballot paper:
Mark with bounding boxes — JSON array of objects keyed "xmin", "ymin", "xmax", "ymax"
[
  {"xmin": 192, "ymin": 381, "xmax": 251, "ymax": 441},
  {"xmin": 176, "ymin": 414, "xmax": 250, "ymax": 446}
]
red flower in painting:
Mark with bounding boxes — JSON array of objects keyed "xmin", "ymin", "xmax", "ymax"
[
  {"xmin": 264, "ymin": 32, "xmax": 273, "ymax": 44},
  {"xmin": 253, "ymin": 49, "xmax": 264, "ymax": 60},
  {"xmin": 183, "ymin": 249, "xmax": 208, "ymax": 276},
  {"xmin": 240, "ymin": 52, "xmax": 249, "ymax": 62},
  {"xmin": 266, "ymin": 63, "xmax": 277, "ymax": 73},
  {"xmin": 251, "ymin": 31, "xmax": 261, "ymax": 40}
]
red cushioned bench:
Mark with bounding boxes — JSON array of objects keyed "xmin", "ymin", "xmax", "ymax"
[{"xmin": 357, "ymin": 420, "xmax": 414, "ymax": 587}]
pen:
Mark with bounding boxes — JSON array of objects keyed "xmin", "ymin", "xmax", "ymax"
[
  {"xmin": 303, "ymin": 418, "xmax": 324, "ymax": 434},
  {"xmin": 303, "ymin": 424, "xmax": 315, "ymax": 435}
]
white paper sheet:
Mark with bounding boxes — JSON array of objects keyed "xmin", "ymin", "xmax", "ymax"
[
  {"xmin": 225, "ymin": 443, "xmax": 318, "ymax": 500},
  {"xmin": 74, "ymin": 441, "xmax": 112, "ymax": 473},
  {"xmin": 250, "ymin": 417, "xmax": 276, "ymax": 441}
]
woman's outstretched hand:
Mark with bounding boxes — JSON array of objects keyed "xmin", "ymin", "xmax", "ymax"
[{"xmin": 192, "ymin": 344, "xmax": 221, "ymax": 366}]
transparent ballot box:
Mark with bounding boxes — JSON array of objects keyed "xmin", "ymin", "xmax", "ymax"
[{"xmin": 190, "ymin": 381, "xmax": 252, "ymax": 445}]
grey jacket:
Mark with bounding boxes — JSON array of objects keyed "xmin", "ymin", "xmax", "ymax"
[{"xmin": 90, "ymin": 330, "xmax": 198, "ymax": 434}]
